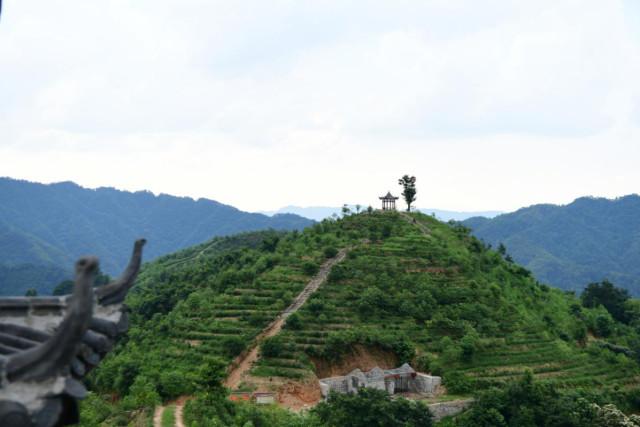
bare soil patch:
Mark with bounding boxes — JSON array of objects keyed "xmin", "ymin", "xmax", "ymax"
[{"xmin": 311, "ymin": 345, "xmax": 399, "ymax": 379}]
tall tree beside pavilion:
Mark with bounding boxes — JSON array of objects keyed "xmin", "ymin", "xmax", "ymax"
[{"xmin": 398, "ymin": 175, "xmax": 417, "ymax": 212}]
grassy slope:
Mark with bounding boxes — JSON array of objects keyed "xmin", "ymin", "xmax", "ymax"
[{"xmin": 86, "ymin": 211, "xmax": 640, "ymax": 423}]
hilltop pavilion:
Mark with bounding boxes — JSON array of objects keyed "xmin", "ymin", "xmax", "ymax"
[{"xmin": 379, "ymin": 192, "xmax": 399, "ymax": 211}]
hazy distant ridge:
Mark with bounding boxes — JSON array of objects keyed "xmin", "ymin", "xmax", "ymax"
[
  {"xmin": 0, "ymin": 177, "xmax": 313, "ymax": 295},
  {"xmin": 464, "ymin": 195, "xmax": 640, "ymax": 295}
]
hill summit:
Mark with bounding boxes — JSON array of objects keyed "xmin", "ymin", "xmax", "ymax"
[{"xmin": 86, "ymin": 210, "xmax": 640, "ymax": 425}]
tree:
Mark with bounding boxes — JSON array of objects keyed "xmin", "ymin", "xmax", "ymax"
[
  {"xmin": 460, "ymin": 328, "xmax": 480, "ymax": 362},
  {"xmin": 195, "ymin": 358, "xmax": 227, "ymax": 392},
  {"xmin": 398, "ymin": 175, "xmax": 417, "ymax": 212},
  {"xmin": 25, "ymin": 288, "xmax": 38, "ymax": 297},
  {"xmin": 342, "ymin": 204, "xmax": 351, "ymax": 216},
  {"xmin": 594, "ymin": 313, "xmax": 614, "ymax": 338},
  {"xmin": 497, "ymin": 243, "xmax": 507, "ymax": 256},
  {"xmin": 261, "ymin": 234, "xmax": 280, "ymax": 252},
  {"xmin": 581, "ymin": 280, "xmax": 631, "ymax": 324},
  {"xmin": 324, "ymin": 246, "xmax": 338, "ymax": 258},
  {"xmin": 122, "ymin": 375, "xmax": 160, "ymax": 410}
]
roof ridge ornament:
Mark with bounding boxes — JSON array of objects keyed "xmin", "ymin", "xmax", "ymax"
[
  {"xmin": 5, "ymin": 257, "xmax": 97, "ymax": 383},
  {"xmin": 0, "ymin": 240, "xmax": 146, "ymax": 427},
  {"xmin": 96, "ymin": 238, "xmax": 146, "ymax": 305}
]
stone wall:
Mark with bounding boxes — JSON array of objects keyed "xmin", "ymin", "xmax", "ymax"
[
  {"xmin": 428, "ymin": 399, "xmax": 474, "ymax": 421},
  {"xmin": 318, "ymin": 364, "xmax": 441, "ymax": 399},
  {"xmin": 411, "ymin": 373, "xmax": 441, "ymax": 394}
]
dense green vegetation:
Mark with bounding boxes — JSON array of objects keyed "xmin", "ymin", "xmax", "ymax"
[
  {"xmin": 80, "ymin": 210, "xmax": 640, "ymax": 425},
  {"xmin": 463, "ymin": 194, "xmax": 640, "ymax": 294},
  {"xmin": 184, "ymin": 388, "xmax": 432, "ymax": 427},
  {"xmin": 313, "ymin": 388, "xmax": 432, "ymax": 427},
  {"xmin": 0, "ymin": 177, "xmax": 312, "ymax": 295},
  {"xmin": 441, "ymin": 373, "xmax": 640, "ymax": 427}
]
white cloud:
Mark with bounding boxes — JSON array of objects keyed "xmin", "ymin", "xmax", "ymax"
[{"xmin": 0, "ymin": 0, "xmax": 638, "ymax": 212}]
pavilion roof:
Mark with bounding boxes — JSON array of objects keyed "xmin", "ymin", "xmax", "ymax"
[{"xmin": 379, "ymin": 191, "xmax": 399, "ymax": 200}]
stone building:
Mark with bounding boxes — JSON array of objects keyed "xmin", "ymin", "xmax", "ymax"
[{"xmin": 319, "ymin": 363, "xmax": 441, "ymax": 399}]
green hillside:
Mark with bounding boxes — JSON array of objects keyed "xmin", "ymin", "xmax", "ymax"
[
  {"xmin": 82, "ymin": 211, "xmax": 640, "ymax": 426},
  {"xmin": 463, "ymin": 195, "xmax": 640, "ymax": 295}
]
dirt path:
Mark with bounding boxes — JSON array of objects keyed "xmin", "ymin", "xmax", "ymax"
[
  {"xmin": 224, "ymin": 248, "xmax": 349, "ymax": 389},
  {"xmin": 399, "ymin": 211, "xmax": 431, "ymax": 235},
  {"xmin": 175, "ymin": 397, "xmax": 187, "ymax": 427},
  {"xmin": 163, "ymin": 239, "xmax": 223, "ymax": 269},
  {"xmin": 152, "ymin": 405, "xmax": 164, "ymax": 427}
]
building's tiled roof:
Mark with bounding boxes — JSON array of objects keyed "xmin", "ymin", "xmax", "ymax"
[
  {"xmin": 384, "ymin": 363, "xmax": 416, "ymax": 376},
  {"xmin": 322, "ymin": 363, "xmax": 417, "ymax": 384},
  {"xmin": 0, "ymin": 240, "xmax": 146, "ymax": 427}
]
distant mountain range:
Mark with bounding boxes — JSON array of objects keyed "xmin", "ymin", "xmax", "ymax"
[
  {"xmin": 463, "ymin": 195, "xmax": 640, "ymax": 295},
  {"xmin": 261, "ymin": 205, "xmax": 503, "ymax": 222},
  {"xmin": 0, "ymin": 177, "xmax": 313, "ymax": 296}
]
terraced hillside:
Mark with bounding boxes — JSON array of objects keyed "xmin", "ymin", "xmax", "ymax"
[
  {"xmin": 251, "ymin": 213, "xmax": 640, "ymax": 400},
  {"xmin": 90, "ymin": 226, "xmax": 358, "ymax": 402},
  {"xmin": 83, "ymin": 211, "xmax": 640, "ymax": 425}
]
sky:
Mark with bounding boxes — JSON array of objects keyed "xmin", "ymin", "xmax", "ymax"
[{"xmin": 1, "ymin": 1, "xmax": 639, "ymax": 213}]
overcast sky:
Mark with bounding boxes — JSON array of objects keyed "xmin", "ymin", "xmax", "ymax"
[{"xmin": 1, "ymin": 1, "xmax": 639, "ymax": 212}]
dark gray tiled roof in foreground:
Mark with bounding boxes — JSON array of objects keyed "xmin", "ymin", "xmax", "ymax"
[{"xmin": 0, "ymin": 239, "xmax": 146, "ymax": 427}]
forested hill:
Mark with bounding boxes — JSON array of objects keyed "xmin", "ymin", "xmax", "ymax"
[
  {"xmin": 84, "ymin": 210, "xmax": 640, "ymax": 426},
  {"xmin": 463, "ymin": 195, "xmax": 640, "ymax": 295},
  {"xmin": 0, "ymin": 177, "xmax": 312, "ymax": 295}
]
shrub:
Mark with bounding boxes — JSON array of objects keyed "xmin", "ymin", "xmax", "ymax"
[
  {"xmin": 222, "ymin": 335, "xmax": 246, "ymax": 359},
  {"xmin": 158, "ymin": 371, "xmax": 189, "ymax": 399},
  {"xmin": 324, "ymin": 246, "xmax": 339, "ymax": 258},
  {"xmin": 460, "ymin": 329, "xmax": 480, "ymax": 362},
  {"xmin": 444, "ymin": 371, "xmax": 474, "ymax": 394},
  {"xmin": 285, "ymin": 313, "xmax": 303, "ymax": 330},
  {"xmin": 595, "ymin": 314, "xmax": 614, "ymax": 338},
  {"xmin": 357, "ymin": 287, "xmax": 394, "ymax": 317},
  {"xmin": 572, "ymin": 323, "xmax": 588, "ymax": 344},
  {"xmin": 121, "ymin": 376, "xmax": 160, "ymax": 410},
  {"xmin": 308, "ymin": 299, "xmax": 325, "ymax": 316},
  {"xmin": 261, "ymin": 336, "xmax": 287, "ymax": 358},
  {"xmin": 302, "ymin": 261, "xmax": 319, "ymax": 276}
]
